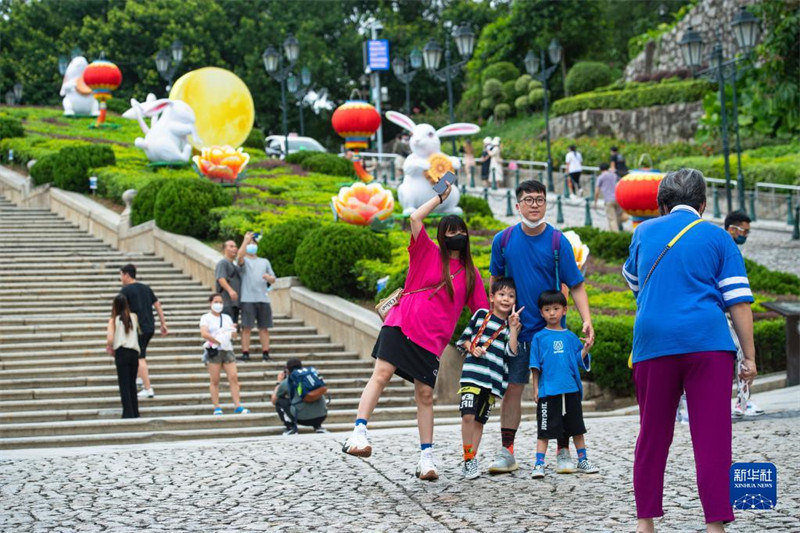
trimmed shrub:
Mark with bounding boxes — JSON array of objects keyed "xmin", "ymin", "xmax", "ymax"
[
  {"xmin": 568, "ymin": 313, "xmax": 635, "ymax": 396},
  {"xmin": 285, "ymin": 150, "xmax": 316, "ymax": 165},
  {"xmin": 29, "ymin": 154, "xmax": 58, "ymax": 186},
  {"xmin": 458, "ymin": 194, "xmax": 493, "ymax": 220},
  {"xmin": 105, "ymin": 98, "xmax": 129, "ymax": 115},
  {"xmin": 552, "ymin": 79, "xmax": 713, "ymax": 116},
  {"xmin": 565, "ymin": 226, "xmax": 632, "ymax": 262},
  {"xmin": 131, "ymin": 178, "xmax": 168, "ymax": 226},
  {"xmin": 501, "ymin": 80, "xmax": 517, "ymax": 103},
  {"xmin": 479, "ymin": 98, "xmax": 494, "ymax": 112},
  {"xmin": 528, "ymin": 79, "xmax": 542, "ymax": 92},
  {"xmin": 300, "ymin": 153, "xmax": 354, "ymax": 177},
  {"xmin": 565, "ymin": 61, "xmax": 614, "ymax": 95},
  {"xmin": 754, "ymin": 319, "xmax": 787, "ymax": 373},
  {"xmin": 243, "ymin": 128, "xmax": 265, "ymax": 149},
  {"xmin": 154, "ymin": 178, "xmax": 231, "ymax": 238},
  {"xmin": 514, "ymin": 95, "xmax": 529, "ymax": 112},
  {"xmin": 482, "ymin": 78, "xmax": 503, "ymax": 99},
  {"xmin": 494, "ymin": 103, "xmax": 511, "ymax": 121},
  {"xmin": 481, "ymin": 62, "xmax": 520, "ymax": 84},
  {"xmin": 744, "ymin": 258, "xmax": 800, "ymax": 295},
  {"xmin": 0, "ymin": 117, "xmax": 24, "ymax": 140},
  {"xmin": 660, "ymin": 154, "xmax": 800, "ymax": 187},
  {"xmin": 258, "ymin": 217, "xmax": 322, "ymax": 277},
  {"xmin": 62, "ymin": 144, "xmax": 116, "ymax": 168},
  {"xmin": 528, "ymin": 88, "xmax": 545, "ymax": 110},
  {"xmin": 294, "ymin": 223, "xmax": 391, "ymax": 297},
  {"xmin": 514, "ymin": 74, "xmax": 533, "ymax": 96},
  {"xmin": 28, "ymin": 144, "xmax": 116, "ymax": 191}
]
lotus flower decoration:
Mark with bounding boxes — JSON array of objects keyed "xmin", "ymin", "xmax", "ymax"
[
  {"xmin": 562, "ymin": 230, "xmax": 590, "ymax": 271},
  {"xmin": 193, "ymin": 145, "xmax": 250, "ymax": 182},
  {"xmin": 331, "ymin": 182, "xmax": 394, "ymax": 226}
]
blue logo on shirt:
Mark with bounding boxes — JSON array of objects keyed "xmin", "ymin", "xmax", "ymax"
[{"xmin": 730, "ymin": 462, "xmax": 777, "ymax": 510}]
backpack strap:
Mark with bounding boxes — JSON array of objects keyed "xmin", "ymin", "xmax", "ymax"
[
  {"xmin": 551, "ymin": 227, "xmax": 562, "ymax": 290},
  {"xmin": 499, "ymin": 224, "xmax": 518, "ymax": 277}
]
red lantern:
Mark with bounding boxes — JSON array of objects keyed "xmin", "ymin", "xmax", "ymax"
[
  {"xmin": 83, "ymin": 60, "xmax": 122, "ymax": 127},
  {"xmin": 615, "ymin": 171, "xmax": 664, "ymax": 226},
  {"xmin": 331, "ymin": 101, "xmax": 381, "ymax": 183}
]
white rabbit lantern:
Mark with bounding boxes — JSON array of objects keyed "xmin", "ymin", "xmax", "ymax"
[
  {"xmin": 385, "ymin": 111, "xmax": 479, "ymax": 215},
  {"xmin": 60, "ymin": 57, "xmax": 100, "ymax": 117},
  {"xmin": 122, "ymin": 94, "xmax": 202, "ymax": 164}
]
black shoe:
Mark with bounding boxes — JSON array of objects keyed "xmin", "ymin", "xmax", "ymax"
[
  {"xmin": 262, "ymin": 352, "xmax": 270, "ymax": 362},
  {"xmin": 283, "ymin": 427, "xmax": 298, "ymax": 435},
  {"xmin": 237, "ymin": 352, "xmax": 250, "ymax": 362}
]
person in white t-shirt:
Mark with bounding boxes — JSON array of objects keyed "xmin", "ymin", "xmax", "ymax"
[
  {"xmin": 200, "ymin": 293, "xmax": 250, "ymax": 416},
  {"xmin": 565, "ymin": 145, "xmax": 583, "ymax": 197}
]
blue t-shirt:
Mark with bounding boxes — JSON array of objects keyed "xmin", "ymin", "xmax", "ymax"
[
  {"xmin": 529, "ymin": 328, "xmax": 590, "ymax": 399},
  {"xmin": 623, "ymin": 206, "xmax": 754, "ymax": 363},
  {"xmin": 489, "ymin": 224, "xmax": 584, "ymax": 342}
]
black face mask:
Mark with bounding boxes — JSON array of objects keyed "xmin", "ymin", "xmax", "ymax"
[{"xmin": 444, "ymin": 234, "xmax": 468, "ymax": 251}]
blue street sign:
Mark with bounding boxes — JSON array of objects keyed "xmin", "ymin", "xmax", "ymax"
[{"xmin": 367, "ymin": 39, "xmax": 390, "ymax": 71}]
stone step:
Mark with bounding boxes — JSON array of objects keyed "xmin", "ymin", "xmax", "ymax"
[
  {"xmin": 1, "ymin": 275, "xmax": 197, "ymax": 285},
  {"xmin": 0, "ymin": 292, "xmax": 212, "ymax": 303},
  {"xmin": 0, "ymin": 317, "xmax": 302, "ymax": 330},
  {"xmin": 9, "ymin": 302, "xmax": 212, "ymax": 315},
  {"xmin": 0, "ymin": 266, "xmax": 188, "ymax": 276},
  {"xmin": 0, "ymin": 253, "xmax": 159, "ymax": 261}
]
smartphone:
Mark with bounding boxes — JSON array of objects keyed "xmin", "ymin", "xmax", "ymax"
[
  {"xmin": 252, "ymin": 232, "xmax": 262, "ymax": 242},
  {"xmin": 432, "ymin": 171, "xmax": 456, "ymax": 194}
]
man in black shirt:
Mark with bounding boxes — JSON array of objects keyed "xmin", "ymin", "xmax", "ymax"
[
  {"xmin": 480, "ymin": 137, "xmax": 492, "ymax": 187},
  {"xmin": 609, "ymin": 146, "xmax": 629, "ymax": 178},
  {"xmin": 215, "ymin": 240, "xmax": 241, "ymax": 327},
  {"xmin": 120, "ymin": 264, "xmax": 168, "ymax": 399}
]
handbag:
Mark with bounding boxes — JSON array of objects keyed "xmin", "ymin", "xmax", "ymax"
[
  {"xmin": 375, "ymin": 266, "xmax": 464, "ymax": 320},
  {"xmin": 203, "ymin": 314, "xmax": 223, "ymax": 361}
]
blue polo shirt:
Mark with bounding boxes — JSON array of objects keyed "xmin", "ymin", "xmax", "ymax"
[
  {"xmin": 529, "ymin": 328, "xmax": 591, "ymax": 399},
  {"xmin": 489, "ymin": 224, "xmax": 584, "ymax": 342},
  {"xmin": 623, "ymin": 205, "xmax": 754, "ymax": 363}
]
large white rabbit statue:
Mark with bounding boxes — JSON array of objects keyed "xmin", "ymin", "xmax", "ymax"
[
  {"xmin": 122, "ymin": 94, "xmax": 202, "ymax": 164},
  {"xmin": 385, "ymin": 111, "xmax": 479, "ymax": 215},
  {"xmin": 60, "ymin": 56, "xmax": 100, "ymax": 117}
]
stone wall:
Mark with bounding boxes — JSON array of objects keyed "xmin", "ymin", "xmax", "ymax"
[
  {"xmin": 624, "ymin": 0, "xmax": 757, "ymax": 81},
  {"xmin": 549, "ymin": 102, "xmax": 704, "ymax": 144}
]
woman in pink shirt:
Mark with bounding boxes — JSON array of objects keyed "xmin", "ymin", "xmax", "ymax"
[{"xmin": 343, "ymin": 183, "xmax": 489, "ymax": 480}]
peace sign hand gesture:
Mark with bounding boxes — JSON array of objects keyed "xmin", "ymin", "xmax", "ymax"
[{"xmin": 508, "ymin": 305, "xmax": 525, "ymax": 332}]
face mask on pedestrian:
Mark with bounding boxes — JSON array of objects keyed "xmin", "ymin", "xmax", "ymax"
[
  {"xmin": 517, "ymin": 206, "xmax": 545, "ymax": 229},
  {"xmin": 734, "ymin": 235, "xmax": 747, "ymax": 245},
  {"xmin": 211, "ymin": 302, "xmax": 223, "ymax": 313},
  {"xmin": 444, "ymin": 234, "xmax": 468, "ymax": 251},
  {"xmin": 246, "ymin": 244, "xmax": 258, "ymax": 255}
]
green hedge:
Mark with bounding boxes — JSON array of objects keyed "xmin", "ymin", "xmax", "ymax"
[
  {"xmin": 242, "ymin": 128, "xmax": 265, "ymax": 149},
  {"xmin": 258, "ymin": 217, "xmax": 322, "ymax": 277},
  {"xmin": 565, "ymin": 62, "xmax": 614, "ymax": 95},
  {"xmin": 300, "ymin": 153, "xmax": 354, "ymax": 177},
  {"xmin": 294, "ymin": 223, "xmax": 391, "ymax": 297},
  {"xmin": 481, "ymin": 62, "xmax": 520, "ymax": 84},
  {"xmin": 754, "ymin": 319, "xmax": 787, "ymax": 374},
  {"xmin": 0, "ymin": 117, "xmax": 24, "ymax": 140},
  {"xmin": 131, "ymin": 178, "xmax": 168, "ymax": 226},
  {"xmin": 28, "ymin": 144, "xmax": 115, "ymax": 192},
  {"xmin": 659, "ymin": 153, "xmax": 800, "ymax": 187},
  {"xmin": 458, "ymin": 195, "xmax": 493, "ymax": 221},
  {"xmin": 565, "ymin": 226, "xmax": 632, "ymax": 263},
  {"xmin": 285, "ymin": 150, "xmax": 316, "ymax": 165},
  {"xmin": 744, "ymin": 259, "xmax": 800, "ymax": 295},
  {"xmin": 153, "ymin": 178, "xmax": 231, "ymax": 238},
  {"xmin": 567, "ymin": 313, "xmax": 636, "ymax": 396},
  {"xmin": 552, "ymin": 79, "xmax": 712, "ymax": 116}
]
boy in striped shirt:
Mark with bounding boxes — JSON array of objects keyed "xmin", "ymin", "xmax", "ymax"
[{"xmin": 456, "ymin": 277, "xmax": 522, "ymax": 479}]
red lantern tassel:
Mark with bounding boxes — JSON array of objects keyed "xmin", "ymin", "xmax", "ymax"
[
  {"xmin": 95, "ymin": 101, "xmax": 107, "ymax": 128},
  {"xmin": 353, "ymin": 160, "xmax": 373, "ymax": 183}
]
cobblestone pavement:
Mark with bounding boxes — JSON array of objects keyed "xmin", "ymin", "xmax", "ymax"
[
  {"xmin": 2, "ymin": 411, "xmax": 797, "ymax": 532},
  {"xmin": 479, "ymin": 188, "xmax": 800, "ymax": 277}
]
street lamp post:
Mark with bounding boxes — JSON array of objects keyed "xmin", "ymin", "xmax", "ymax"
[
  {"xmin": 155, "ymin": 39, "xmax": 184, "ymax": 94},
  {"xmin": 392, "ymin": 49, "xmax": 422, "ymax": 115},
  {"xmin": 423, "ymin": 23, "xmax": 476, "ymax": 154},
  {"xmin": 263, "ymin": 34, "xmax": 300, "ymax": 157},
  {"xmin": 678, "ymin": 8, "xmax": 760, "ymax": 213},
  {"xmin": 12, "ymin": 82, "xmax": 23, "ymax": 104},
  {"xmin": 287, "ymin": 66, "xmax": 312, "ymax": 136},
  {"xmin": 524, "ymin": 39, "xmax": 562, "ymax": 192}
]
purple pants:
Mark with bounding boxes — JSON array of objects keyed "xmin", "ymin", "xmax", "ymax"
[{"xmin": 633, "ymin": 351, "xmax": 735, "ymax": 524}]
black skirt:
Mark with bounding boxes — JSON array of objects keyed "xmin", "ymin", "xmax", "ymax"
[{"xmin": 371, "ymin": 326, "xmax": 440, "ymax": 388}]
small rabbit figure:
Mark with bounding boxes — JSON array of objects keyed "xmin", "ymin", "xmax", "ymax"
[
  {"xmin": 385, "ymin": 111, "xmax": 479, "ymax": 215},
  {"xmin": 123, "ymin": 94, "xmax": 202, "ymax": 164},
  {"xmin": 60, "ymin": 56, "xmax": 100, "ymax": 117}
]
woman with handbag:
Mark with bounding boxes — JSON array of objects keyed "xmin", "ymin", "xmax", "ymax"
[
  {"xmin": 200, "ymin": 294, "xmax": 250, "ymax": 416},
  {"xmin": 343, "ymin": 183, "xmax": 489, "ymax": 481},
  {"xmin": 623, "ymin": 169, "xmax": 757, "ymax": 533},
  {"xmin": 106, "ymin": 294, "xmax": 141, "ymax": 419}
]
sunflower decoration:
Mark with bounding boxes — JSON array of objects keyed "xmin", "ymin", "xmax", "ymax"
[{"xmin": 424, "ymin": 153, "xmax": 454, "ymax": 185}]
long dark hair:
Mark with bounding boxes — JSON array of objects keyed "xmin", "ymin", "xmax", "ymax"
[
  {"xmin": 436, "ymin": 215, "xmax": 475, "ymax": 299},
  {"xmin": 112, "ymin": 294, "xmax": 133, "ymax": 334}
]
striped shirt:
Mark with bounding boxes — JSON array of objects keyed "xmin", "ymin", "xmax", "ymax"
[{"xmin": 457, "ymin": 309, "xmax": 517, "ymax": 398}]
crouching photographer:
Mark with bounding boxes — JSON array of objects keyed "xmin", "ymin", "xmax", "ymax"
[{"xmin": 271, "ymin": 358, "xmax": 328, "ymax": 435}]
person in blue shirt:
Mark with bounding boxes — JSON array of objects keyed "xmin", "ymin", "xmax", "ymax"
[
  {"xmin": 529, "ymin": 290, "xmax": 597, "ymax": 479},
  {"xmin": 487, "ymin": 179, "xmax": 595, "ymax": 475},
  {"xmin": 623, "ymin": 169, "xmax": 757, "ymax": 533}
]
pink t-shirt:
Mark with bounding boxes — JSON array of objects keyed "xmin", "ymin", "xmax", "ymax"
[{"xmin": 384, "ymin": 229, "xmax": 489, "ymax": 357}]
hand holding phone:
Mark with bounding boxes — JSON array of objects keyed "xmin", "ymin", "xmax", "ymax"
[{"xmin": 432, "ymin": 171, "xmax": 456, "ymax": 195}]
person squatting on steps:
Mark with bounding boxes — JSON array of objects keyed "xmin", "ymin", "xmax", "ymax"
[
  {"xmin": 236, "ymin": 232, "xmax": 276, "ymax": 362},
  {"xmin": 119, "ymin": 263, "xmax": 168, "ymax": 399},
  {"xmin": 271, "ymin": 358, "xmax": 328, "ymax": 435},
  {"xmin": 343, "ymin": 182, "xmax": 489, "ymax": 481},
  {"xmin": 200, "ymin": 294, "xmax": 250, "ymax": 416},
  {"xmin": 106, "ymin": 294, "xmax": 140, "ymax": 419}
]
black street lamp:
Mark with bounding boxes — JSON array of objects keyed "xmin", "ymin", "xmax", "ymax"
[
  {"xmin": 12, "ymin": 82, "xmax": 23, "ymax": 104},
  {"xmin": 263, "ymin": 34, "xmax": 300, "ymax": 157},
  {"xmin": 392, "ymin": 48, "xmax": 422, "ymax": 116},
  {"xmin": 524, "ymin": 39, "xmax": 561, "ymax": 192},
  {"xmin": 678, "ymin": 8, "xmax": 760, "ymax": 213},
  {"xmin": 5, "ymin": 91, "xmax": 15, "ymax": 106},
  {"xmin": 155, "ymin": 39, "xmax": 184, "ymax": 94},
  {"xmin": 423, "ymin": 23, "xmax": 476, "ymax": 153},
  {"xmin": 287, "ymin": 66, "xmax": 312, "ymax": 136}
]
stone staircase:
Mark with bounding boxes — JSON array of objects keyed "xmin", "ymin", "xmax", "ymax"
[{"xmin": 0, "ymin": 195, "xmax": 466, "ymax": 449}]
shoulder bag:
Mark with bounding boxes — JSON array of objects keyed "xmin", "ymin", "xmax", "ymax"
[{"xmin": 376, "ymin": 266, "xmax": 464, "ymax": 321}]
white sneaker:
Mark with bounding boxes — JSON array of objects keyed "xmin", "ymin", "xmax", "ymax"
[
  {"xmin": 136, "ymin": 377, "xmax": 143, "ymax": 390},
  {"xmin": 416, "ymin": 449, "xmax": 439, "ymax": 481},
  {"xmin": 342, "ymin": 426, "xmax": 372, "ymax": 457},
  {"xmin": 463, "ymin": 458, "xmax": 480, "ymax": 480},
  {"xmin": 137, "ymin": 388, "xmax": 154, "ymax": 398},
  {"xmin": 556, "ymin": 447, "xmax": 576, "ymax": 474},
  {"xmin": 532, "ymin": 463, "xmax": 546, "ymax": 479},
  {"xmin": 744, "ymin": 400, "xmax": 765, "ymax": 417},
  {"xmin": 576, "ymin": 458, "xmax": 599, "ymax": 474},
  {"xmin": 732, "ymin": 402, "xmax": 745, "ymax": 418}
]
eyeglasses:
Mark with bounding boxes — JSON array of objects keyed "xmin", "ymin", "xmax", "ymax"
[
  {"xmin": 519, "ymin": 196, "xmax": 546, "ymax": 207},
  {"xmin": 730, "ymin": 225, "xmax": 750, "ymax": 236}
]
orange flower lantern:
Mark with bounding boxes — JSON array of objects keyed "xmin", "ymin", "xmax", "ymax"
[
  {"xmin": 331, "ymin": 182, "xmax": 394, "ymax": 226},
  {"xmin": 82, "ymin": 60, "xmax": 122, "ymax": 127},
  {"xmin": 193, "ymin": 145, "xmax": 250, "ymax": 183},
  {"xmin": 331, "ymin": 101, "xmax": 381, "ymax": 182},
  {"xmin": 615, "ymin": 170, "xmax": 665, "ymax": 227}
]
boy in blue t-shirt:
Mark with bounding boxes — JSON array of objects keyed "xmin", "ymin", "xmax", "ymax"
[{"xmin": 529, "ymin": 290, "xmax": 599, "ymax": 478}]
